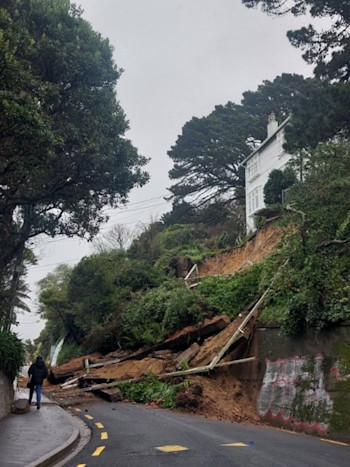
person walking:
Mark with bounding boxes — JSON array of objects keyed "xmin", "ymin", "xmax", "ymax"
[{"xmin": 28, "ymin": 356, "xmax": 48, "ymax": 409}]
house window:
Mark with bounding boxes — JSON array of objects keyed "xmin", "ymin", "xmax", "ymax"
[
  {"xmin": 248, "ymin": 187, "xmax": 259, "ymax": 214},
  {"xmin": 246, "ymin": 155, "xmax": 258, "ymax": 180}
]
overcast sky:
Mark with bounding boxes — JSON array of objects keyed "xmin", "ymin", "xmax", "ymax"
[{"xmin": 17, "ymin": 0, "xmax": 314, "ymax": 341}]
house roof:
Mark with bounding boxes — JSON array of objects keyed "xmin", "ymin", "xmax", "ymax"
[{"xmin": 241, "ymin": 115, "xmax": 291, "ymax": 166}]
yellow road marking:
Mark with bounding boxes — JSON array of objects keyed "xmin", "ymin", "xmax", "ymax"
[
  {"xmin": 84, "ymin": 414, "xmax": 93, "ymax": 420},
  {"xmin": 95, "ymin": 422, "xmax": 104, "ymax": 429},
  {"xmin": 74, "ymin": 408, "xmax": 82, "ymax": 412},
  {"xmin": 92, "ymin": 446, "xmax": 105, "ymax": 456},
  {"xmin": 101, "ymin": 432, "xmax": 108, "ymax": 440},
  {"xmin": 221, "ymin": 442, "xmax": 248, "ymax": 447},
  {"xmin": 276, "ymin": 427, "xmax": 297, "ymax": 435},
  {"xmin": 76, "ymin": 464, "xmax": 86, "ymax": 467},
  {"xmin": 320, "ymin": 438, "xmax": 349, "ymax": 446},
  {"xmin": 156, "ymin": 445, "xmax": 188, "ymax": 452}
]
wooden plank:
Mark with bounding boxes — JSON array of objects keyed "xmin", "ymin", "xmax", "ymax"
[
  {"xmin": 163, "ymin": 357, "xmax": 255, "ymax": 377},
  {"xmin": 207, "ymin": 290, "xmax": 268, "ymax": 370},
  {"xmin": 61, "ymin": 375, "xmax": 85, "ymax": 388},
  {"xmin": 93, "ymin": 387, "xmax": 123, "ymax": 402},
  {"xmin": 61, "ymin": 383, "xmax": 78, "ymax": 389},
  {"xmin": 208, "ymin": 259, "xmax": 289, "ymax": 370},
  {"xmin": 85, "ymin": 358, "xmax": 122, "ymax": 370},
  {"xmin": 184, "ymin": 263, "xmax": 198, "ymax": 281},
  {"xmin": 174, "ymin": 343, "xmax": 200, "ymax": 370}
]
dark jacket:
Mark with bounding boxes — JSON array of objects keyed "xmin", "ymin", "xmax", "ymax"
[{"xmin": 28, "ymin": 357, "xmax": 48, "ymax": 385}]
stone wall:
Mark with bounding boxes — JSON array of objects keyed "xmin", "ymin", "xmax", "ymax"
[
  {"xmin": 239, "ymin": 324, "xmax": 350, "ymax": 441},
  {"xmin": 0, "ymin": 370, "xmax": 14, "ymax": 419}
]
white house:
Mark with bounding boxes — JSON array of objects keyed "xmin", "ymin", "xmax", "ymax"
[{"xmin": 242, "ymin": 113, "xmax": 292, "ymax": 233}]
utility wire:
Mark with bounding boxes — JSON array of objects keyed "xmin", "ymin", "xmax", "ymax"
[
  {"xmin": 37, "ymin": 199, "xmax": 171, "ymax": 247},
  {"xmin": 28, "ymin": 201, "xmax": 171, "ymax": 270}
]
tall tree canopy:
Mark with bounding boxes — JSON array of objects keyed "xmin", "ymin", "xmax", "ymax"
[
  {"xmin": 0, "ymin": 0, "xmax": 148, "ymax": 326},
  {"xmin": 167, "ymin": 74, "xmax": 332, "ymax": 208},
  {"xmin": 168, "ymin": 103, "xmax": 261, "ymax": 208},
  {"xmin": 242, "ymin": 0, "xmax": 350, "ymax": 81},
  {"xmin": 283, "ymin": 80, "xmax": 350, "ymax": 151}
]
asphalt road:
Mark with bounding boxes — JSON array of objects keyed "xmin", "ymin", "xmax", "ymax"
[{"xmin": 65, "ymin": 402, "xmax": 349, "ymax": 467}]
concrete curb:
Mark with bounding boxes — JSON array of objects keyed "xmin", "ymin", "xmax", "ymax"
[{"xmin": 27, "ymin": 421, "xmax": 80, "ymax": 467}]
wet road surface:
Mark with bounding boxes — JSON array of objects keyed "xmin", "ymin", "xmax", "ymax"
[{"xmin": 64, "ymin": 402, "xmax": 350, "ymax": 467}]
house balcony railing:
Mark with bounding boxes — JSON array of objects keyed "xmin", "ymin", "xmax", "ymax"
[{"xmin": 282, "ymin": 187, "xmax": 293, "ymax": 207}]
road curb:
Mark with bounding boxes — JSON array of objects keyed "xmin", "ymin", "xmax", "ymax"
[{"xmin": 27, "ymin": 421, "xmax": 80, "ymax": 467}]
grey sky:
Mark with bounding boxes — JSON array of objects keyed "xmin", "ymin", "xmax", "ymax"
[{"xmin": 17, "ymin": 0, "xmax": 313, "ymax": 341}]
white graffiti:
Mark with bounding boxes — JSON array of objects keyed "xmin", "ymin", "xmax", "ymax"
[{"xmin": 257, "ymin": 354, "xmax": 333, "ymax": 434}]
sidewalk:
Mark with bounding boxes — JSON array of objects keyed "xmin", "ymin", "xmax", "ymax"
[{"xmin": 0, "ymin": 388, "xmax": 80, "ymax": 467}]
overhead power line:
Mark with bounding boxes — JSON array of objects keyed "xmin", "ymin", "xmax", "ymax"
[{"xmin": 36, "ymin": 199, "xmax": 171, "ymax": 247}]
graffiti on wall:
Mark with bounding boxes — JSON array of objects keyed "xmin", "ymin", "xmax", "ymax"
[{"xmin": 257, "ymin": 354, "xmax": 333, "ymax": 435}]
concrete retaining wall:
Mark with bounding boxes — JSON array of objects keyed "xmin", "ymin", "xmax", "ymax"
[
  {"xmin": 0, "ymin": 370, "xmax": 14, "ymax": 419},
  {"xmin": 239, "ymin": 324, "xmax": 350, "ymax": 441}
]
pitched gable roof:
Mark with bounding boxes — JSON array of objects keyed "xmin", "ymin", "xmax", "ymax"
[{"xmin": 242, "ymin": 115, "xmax": 291, "ymax": 166}]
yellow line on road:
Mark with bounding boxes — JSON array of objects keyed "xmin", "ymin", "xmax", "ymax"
[
  {"xmin": 156, "ymin": 445, "xmax": 188, "ymax": 452},
  {"xmin": 221, "ymin": 442, "xmax": 248, "ymax": 447},
  {"xmin": 74, "ymin": 408, "xmax": 82, "ymax": 412},
  {"xmin": 101, "ymin": 432, "xmax": 108, "ymax": 440},
  {"xmin": 95, "ymin": 422, "xmax": 104, "ymax": 429},
  {"xmin": 92, "ymin": 446, "xmax": 105, "ymax": 456},
  {"xmin": 276, "ymin": 427, "xmax": 297, "ymax": 435},
  {"xmin": 320, "ymin": 438, "xmax": 349, "ymax": 446},
  {"xmin": 76, "ymin": 464, "xmax": 86, "ymax": 467},
  {"xmin": 84, "ymin": 414, "xmax": 93, "ymax": 420}
]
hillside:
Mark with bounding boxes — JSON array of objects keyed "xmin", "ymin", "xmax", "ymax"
[
  {"xmin": 198, "ymin": 219, "xmax": 283, "ymax": 277},
  {"xmin": 30, "ymin": 221, "xmax": 286, "ymax": 425}
]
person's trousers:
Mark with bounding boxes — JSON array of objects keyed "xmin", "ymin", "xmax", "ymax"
[{"xmin": 28, "ymin": 384, "xmax": 42, "ymax": 405}]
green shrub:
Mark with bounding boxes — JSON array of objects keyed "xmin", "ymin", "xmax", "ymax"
[
  {"xmin": 0, "ymin": 331, "xmax": 25, "ymax": 380},
  {"xmin": 197, "ymin": 263, "xmax": 264, "ymax": 318},
  {"xmin": 117, "ymin": 374, "xmax": 185, "ymax": 408},
  {"xmin": 121, "ymin": 282, "xmax": 213, "ymax": 348},
  {"xmin": 258, "ymin": 301, "xmax": 288, "ymax": 325},
  {"xmin": 141, "ymin": 323, "xmax": 165, "ymax": 346}
]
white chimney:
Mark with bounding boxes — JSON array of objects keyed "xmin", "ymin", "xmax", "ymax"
[{"xmin": 267, "ymin": 112, "xmax": 278, "ymax": 138}]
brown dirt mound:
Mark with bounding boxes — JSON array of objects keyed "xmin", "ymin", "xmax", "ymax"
[
  {"xmin": 90, "ymin": 357, "xmax": 168, "ymax": 381},
  {"xmin": 186, "ymin": 370, "xmax": 260, "ymax": 424},
  {"xmin": 198, "ymin": 219, "xmax": 283, "ymax": 276}
]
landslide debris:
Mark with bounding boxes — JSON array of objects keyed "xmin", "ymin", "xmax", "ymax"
[{"xmin": 32, "ymin": 221, "xmax": 282, "ymax": 425}]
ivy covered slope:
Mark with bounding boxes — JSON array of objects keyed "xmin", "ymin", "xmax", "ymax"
[{"xmin": 260, "ymin": 142, "xmax": 350, "ymax": 335}]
